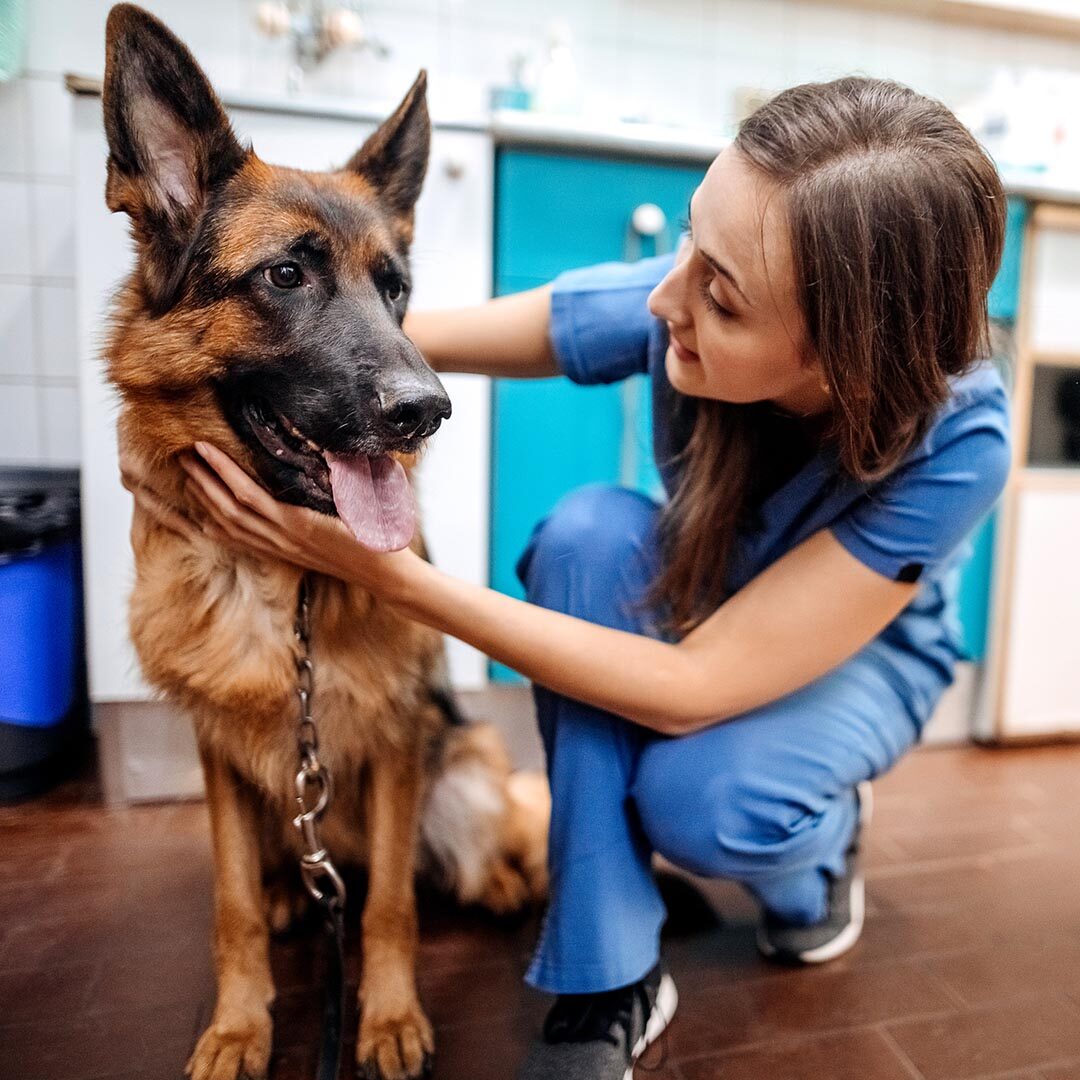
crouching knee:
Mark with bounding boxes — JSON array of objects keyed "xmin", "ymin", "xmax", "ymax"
[
  {"xmin": 634, "ymin": 763, "xmax": 827, "ymax": 880},
  {"xmin": 516, "ymin": 484, "xmax": 659, "ymax": 611}
]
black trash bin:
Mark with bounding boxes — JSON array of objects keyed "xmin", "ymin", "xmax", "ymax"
[{"xmin": 0, "ymin": 466, "xmax": 89, "ymax": 801}]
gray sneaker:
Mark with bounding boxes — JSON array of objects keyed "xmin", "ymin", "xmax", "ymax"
[
  {"xmin": 516, "ymin": 965, "xmax": 678, "ymax": 1080},
  {"xmin": 756, "ymin": 781, "xmax": 873, "ymax": 965}
]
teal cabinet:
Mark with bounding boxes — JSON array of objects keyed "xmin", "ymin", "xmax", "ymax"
[
  {"xmin": 491, "ymin": 150, "xmax": 705, "ymax": 679},
  {"xmin": 987, "ymin": 198, "xmax": 1028, "ymax": 323},
  {"xmin": 959, "ymin": 195, "xmax": 1026, "ymax": 662},
  {"xmin": 491, "ymin": 150, "xmax": 1025, "ymax": 676},
  {"xmin": 956, "ymin": 513, "xmax": 997, "ymax": 661}
]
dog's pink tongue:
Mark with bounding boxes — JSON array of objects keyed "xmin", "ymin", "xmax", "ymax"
[{"xmin": 325, "ymin": 452, "xmax": 415, "ymax": 552}]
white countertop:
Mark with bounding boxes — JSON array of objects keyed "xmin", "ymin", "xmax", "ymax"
[
  {"xmin": 66, "ymin": 74, "xmax": 1080, "ymax": 204},
  {"xmin": 489, "ymin": 108, "xmax": 731, "ymax": 163},
  {"xmin": 65, "ymin": 73, "xmax": 491, "ymax": 133}
]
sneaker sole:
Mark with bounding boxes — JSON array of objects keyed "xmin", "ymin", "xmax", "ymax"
[
  {"xmin": 756, "ymin": 783, "xmax": 872, "ymax": 965},
  {"xmin": 625, "ymin": 973, "xmax": 678, "ymax": 1079},
  {"xmin": 755, "ymin": 874, "xmax": 866, "ymax": 964}
]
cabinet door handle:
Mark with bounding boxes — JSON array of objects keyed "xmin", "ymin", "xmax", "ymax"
[
  {"xmin": 631, "ymin": 202, "xmax": 667, "ymax": 238},
  {"xmin": 444, "ymin": 158, "xmax": 466, "ymax": 180},
  {"xmin": 625, "ymin": 203, "xmax": 670, "ymax": 261}
]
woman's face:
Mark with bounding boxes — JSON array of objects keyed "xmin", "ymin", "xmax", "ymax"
[{"xmin": 648, "ymin": 147, "xmax": 829, "ymax": 416}]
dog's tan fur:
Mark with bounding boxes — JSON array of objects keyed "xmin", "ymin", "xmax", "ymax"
[{"xmin": 102, "ymin": 7, "xmax": 548, "ymax": 1079}]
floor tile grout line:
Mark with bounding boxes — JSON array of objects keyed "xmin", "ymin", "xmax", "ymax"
[
  {"xmin": 1011, "ymin": 813, "xmax": 1057, "ymax": 847},
  {"xmin": 913, "ymin": 954, "xmax": 971, "ymax": 1011},
  {"xmin": 920, "ymin": 984, "xmax": 1080, "ymax": 1017},
  {"xmin": 681, "ymin": 949, "xmax": 975, "ymax": 1003},
  {"xmin": 667, "ymin": 1004, "xmax": 962, "ymax": 1068},
  {"xmin": 940, "ymin": 1051, "xmax": 1080, "ymax": 1080},
  {"xmin": 865, "ymin": 843, "xmax": 1049, "ymax": 880},
  {"xmin": 876, "ymin": 1023, "xmax": 930, "ymax": 1080},
  {"xmin": 881, "ymin": 994, "xmax": 1080, "ymax": 1080}
]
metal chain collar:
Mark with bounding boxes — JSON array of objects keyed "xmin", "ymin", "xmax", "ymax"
[{"xmin": 293, "ymin": 575, "xmax": 346, "ymax": 913}]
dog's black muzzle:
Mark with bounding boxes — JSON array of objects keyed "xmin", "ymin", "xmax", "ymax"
[{"xmin": 215, "ymin": 349, "xmax": 451, "ymax": 515}]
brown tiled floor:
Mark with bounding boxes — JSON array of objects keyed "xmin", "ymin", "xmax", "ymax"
[{"xmin": 2, "ymin": 732, "xmax": 1080, "ymax": 1080}]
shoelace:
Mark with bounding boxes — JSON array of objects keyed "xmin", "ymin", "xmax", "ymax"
[
  {"xmin": 543, "ymin": 978, "xmax": 667, "ymax": 1066},
  {"xmin": 543, "ymin": 985, "xmax": 635, "ymax": 1047}
]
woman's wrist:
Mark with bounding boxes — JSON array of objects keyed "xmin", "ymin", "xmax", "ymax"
[{"xmin": 343, "ymin": 543, "xmax": 431, "ymax": 608}]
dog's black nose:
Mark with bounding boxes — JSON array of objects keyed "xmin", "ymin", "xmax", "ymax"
[{"xmin": 380, "ymin": 389, "xmax": 452, "ymax": 440}]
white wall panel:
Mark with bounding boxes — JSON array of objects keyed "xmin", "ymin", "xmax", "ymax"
[
  {"xmin": 0, "ymin": 282, "xmax": 36, "ymax": 380},
  {"xmin": 1031, "ymin": 228, "xmax": 1080, "ymax": 355},
  {"xmin": 40, "ymin": 383, "xmax": 81, "ymax": 464},
  {"xmin": 0, "ymin": 383, "xmax": 41, "ymax": 462},
  {"xmin": 34, "ymin": 283, "xmax": 77, "ymax": 378},
  {"xmin": 0, "ymin": 179, "xmax": 33, "ymax": 274},
  {"xmin": 1002, "ymin": 484, "xmax": 1080, "ymax": 736},
  {"xmin": 30, "ymin": 181, "xmax": 76, "ymax": 280},
  {"xmin": 0, "ymin": 80, "xmax": 28, "ymax": 174}
]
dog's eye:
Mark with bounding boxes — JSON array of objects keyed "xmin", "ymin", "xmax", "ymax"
[
  {"xmin": 265, "ymin": 263, "xmax": 302, "ymax": 289},
  {"xmin": 384, "ymin": 276, "xmax": 404, "ymax": 303}
]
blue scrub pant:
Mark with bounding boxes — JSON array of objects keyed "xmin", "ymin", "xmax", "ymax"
[{"xmin": 517, "ymin": 484, "xmax": 944, "ymax": 995}]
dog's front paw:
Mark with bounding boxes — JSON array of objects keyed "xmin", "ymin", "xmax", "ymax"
[
  {"xmin": 186, "ymin": 1010, "xmax": 272, "ymax": 1080},
  {"xmin": 356, "ymin": 1002, "xmax": 434, "ymax": 1080}
]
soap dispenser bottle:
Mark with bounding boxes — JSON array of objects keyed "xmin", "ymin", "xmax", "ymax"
[{"xmin": 533, "ymin": 19, "xmax": 581, "ymax": 115}]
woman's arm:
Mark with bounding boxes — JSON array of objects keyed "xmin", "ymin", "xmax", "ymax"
[
  {"xmin": 389, "ymin": 528, "xmax": 917, "ymax": 733},
  {"xmin": 404, "ymin": 285, "xmax": 559, "ymax": 378},
  {"xmin": 184, "ymin": 444, "xmax": 918, "ymax": 735}
]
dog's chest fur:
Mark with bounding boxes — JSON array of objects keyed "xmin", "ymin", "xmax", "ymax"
[{"xmin": 128, "ymin": 510, "xmax": 445, "ymax": 832}]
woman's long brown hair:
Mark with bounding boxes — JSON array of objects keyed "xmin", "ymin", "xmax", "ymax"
[{"xmin": 649, "ymin": 76, "xmax": 1006, "ymax": 636}]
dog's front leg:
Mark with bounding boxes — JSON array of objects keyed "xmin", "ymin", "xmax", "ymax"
[
  {"xmin": 356, "ymin": 754, "xmax": 434, "ymax": 1080},
  {"xmin": 187, "ymin": 749, "xmax": 274, "ymax": 1080}
]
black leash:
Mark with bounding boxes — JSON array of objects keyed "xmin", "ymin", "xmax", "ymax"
[
  {"xmin": 293, "ymin": 574, "xmax": 349, "ymax": 1080},
  {"xmin": 316, "ymin": 903, "xmax": 347, "ymax": 1080}
]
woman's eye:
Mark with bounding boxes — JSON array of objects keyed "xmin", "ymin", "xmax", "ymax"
[
  {"xmin": 265, "ymin": 263, "xmax": 302, "ymax": 289},
  {"xmin": 385, "ymin": 276, "xmax": 404, "ymax": 303},
  {"xmin": 698, "ymin": 277, "xmax": 733, "ymax": 319}
]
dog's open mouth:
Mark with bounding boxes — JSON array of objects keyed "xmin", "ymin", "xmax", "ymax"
[{"xmin": 240, "ymin": 400, "xmax": 415, "ymax": 552}]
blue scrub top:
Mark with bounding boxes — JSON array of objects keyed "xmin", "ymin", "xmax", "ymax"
[{"xmin": 549, "ymin": 254, "xmax": 1012, "ymax": 717}]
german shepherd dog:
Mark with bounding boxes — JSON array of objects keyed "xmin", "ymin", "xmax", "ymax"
[{"xmin": 101, "ymin": 6, "xmax": 549, "ymax": 1079}]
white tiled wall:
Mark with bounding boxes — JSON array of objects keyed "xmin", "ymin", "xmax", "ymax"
[
  {"xmin": 1, "ymin": 63, "xmax": 77, "ymax": 465},
  {"xmin": 4, "ymin": 0, "xmax": 1080, "ymax": 466}
]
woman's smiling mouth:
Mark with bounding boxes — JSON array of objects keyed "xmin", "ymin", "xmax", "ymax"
[{"xmin": 669, "ymin": 330, "xmax": 700, "ymax": 363}]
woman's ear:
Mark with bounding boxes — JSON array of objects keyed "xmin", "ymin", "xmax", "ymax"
[{"xmin": 818, "ymin": 367, "xmax": 832, "ymax": 396}]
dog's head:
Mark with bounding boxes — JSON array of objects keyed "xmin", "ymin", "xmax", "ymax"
[{"xmin": 102, "ymin": 4, "xmax": 449, "ymax": 549}]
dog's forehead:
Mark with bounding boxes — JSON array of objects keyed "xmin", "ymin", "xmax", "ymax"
[{"xmin": 211, "ymin": 156, "xmax": 399, "ymax": 276}]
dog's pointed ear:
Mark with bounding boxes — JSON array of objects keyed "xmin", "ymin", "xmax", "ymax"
[
  {"xmin": 103, "ymin": 4, "xmax": 246, "ymax": 309},
  {"xmin": 345, "ymin": 70, "xmax": 430, "ymax": 224}
]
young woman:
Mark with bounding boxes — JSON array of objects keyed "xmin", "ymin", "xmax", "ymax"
[{"xmin": 140, "ymin": 77, "xmax": 1012, "ymax": 1079}]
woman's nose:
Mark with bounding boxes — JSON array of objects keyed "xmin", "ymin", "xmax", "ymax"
[{"xmin": 648, "ymin": 264, "xmax": 689, "ymax": 327}]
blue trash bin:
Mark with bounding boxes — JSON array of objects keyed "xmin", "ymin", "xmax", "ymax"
[{"xmin": 0, "ymin": 467, "xmax": 88, "ymax": 801}]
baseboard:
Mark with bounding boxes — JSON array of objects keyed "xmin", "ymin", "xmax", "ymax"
[{"xmin": 95, "ymin": 700, "xmax": 203, "ymax": 805}]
